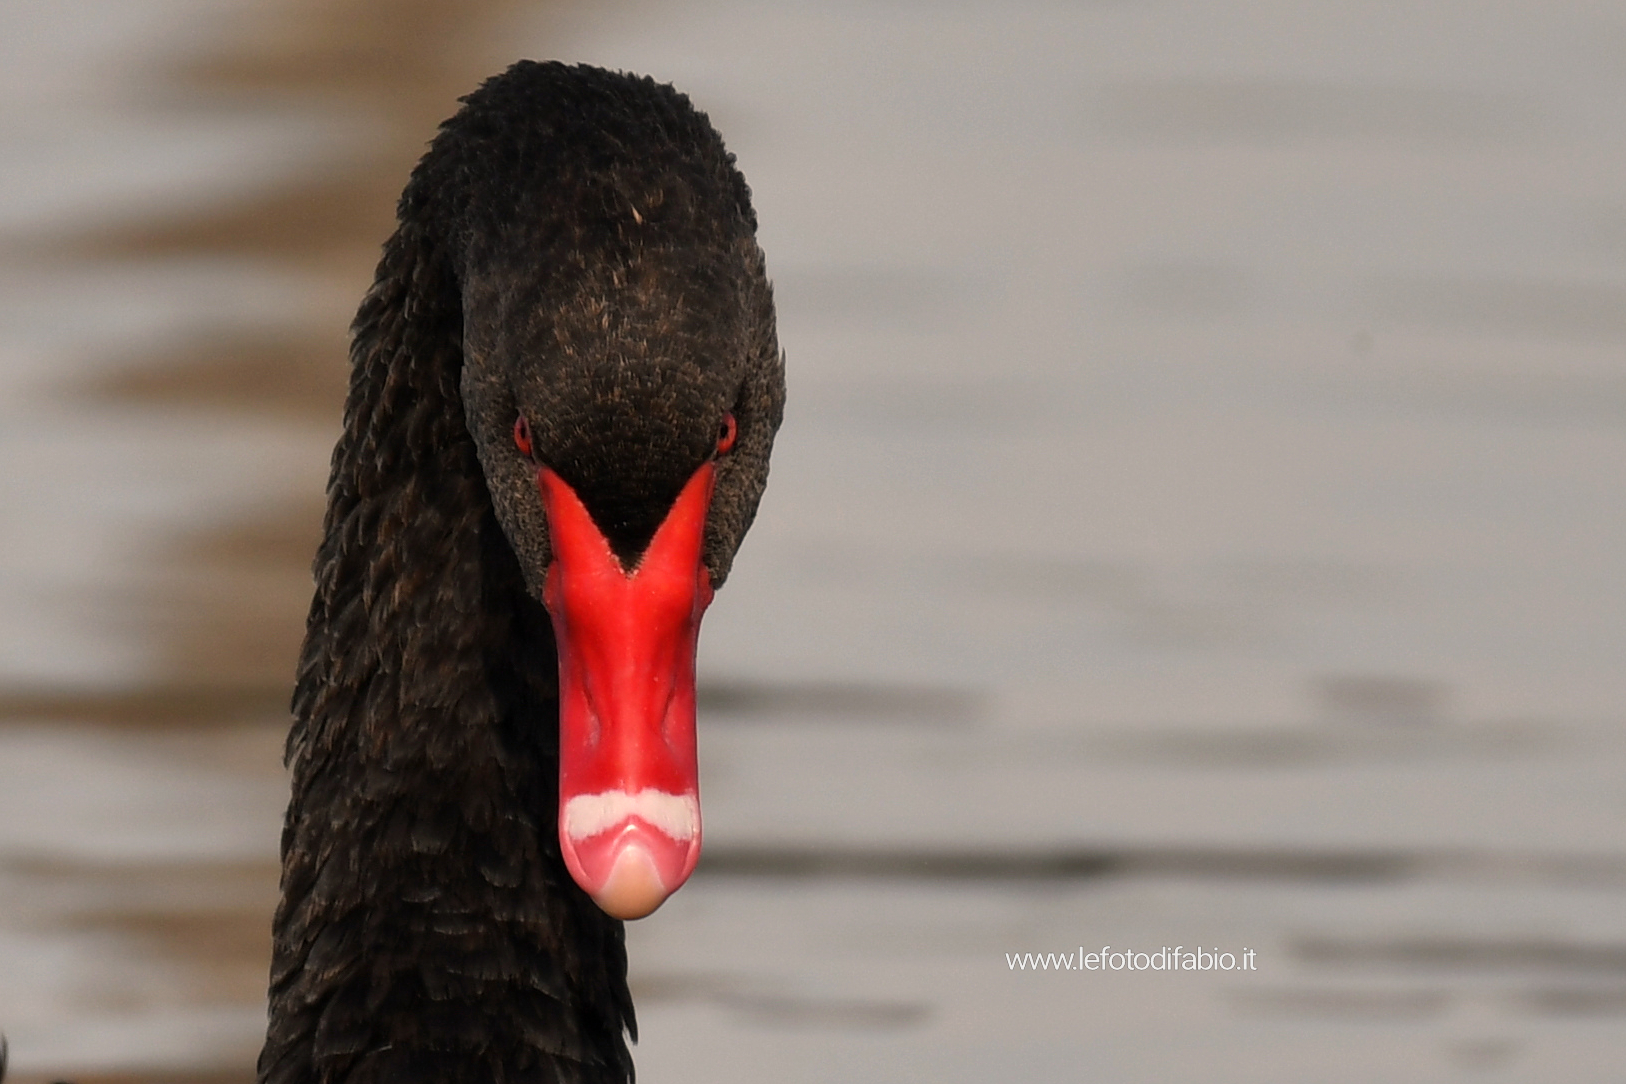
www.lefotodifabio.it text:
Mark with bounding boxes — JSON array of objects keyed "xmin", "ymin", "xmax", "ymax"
[{"xmin": 1006, "ymin": 947, "xmax": 1258, "ymax": 971}]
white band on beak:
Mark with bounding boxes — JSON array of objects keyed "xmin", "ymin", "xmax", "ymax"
[{"xmin": 562, "ymin": 789, "xmax": 700, "ymax": 842}]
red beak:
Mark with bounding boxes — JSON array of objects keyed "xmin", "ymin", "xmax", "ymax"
[{"xmin": 538, "ymin": 463, "xmax": 715, "ymax": 919}]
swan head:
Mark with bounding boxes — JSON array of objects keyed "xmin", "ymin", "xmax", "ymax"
[{"xmin": 431, "ymin": 63, "xmax": 784, "ymax": 917}]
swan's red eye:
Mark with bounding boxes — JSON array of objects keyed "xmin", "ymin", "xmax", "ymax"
[
  {"xmin": 514, "ymin": 415, "xmax": 533, "ymax": 458},
  {"xmin": 716, "ymin": 412, "xmax": 737, "ymax": 455}
]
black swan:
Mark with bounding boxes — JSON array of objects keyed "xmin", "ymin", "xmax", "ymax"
[{"xmin": 257, "ymin": 61, "xmax": 784, "ymax": 1084}]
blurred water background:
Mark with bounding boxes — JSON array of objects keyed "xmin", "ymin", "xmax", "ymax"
[{"xmin": 3, "ymin": 1, "xmax": 1626, "ymax": 1081}]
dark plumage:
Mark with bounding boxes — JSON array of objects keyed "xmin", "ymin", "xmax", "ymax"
[{"xmin": 259, "ymin": 62, "xmax": 784, "ymax": 1084}]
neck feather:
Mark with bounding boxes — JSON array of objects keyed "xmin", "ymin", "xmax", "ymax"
[{"xmin": 258, "ymin": 224, "xmax": 636, "ymax": 1084}]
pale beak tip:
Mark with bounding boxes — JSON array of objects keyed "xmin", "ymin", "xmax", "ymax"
[{"xmin": 590, "ymin": 843, "xmax": 674, "ymax": 920}]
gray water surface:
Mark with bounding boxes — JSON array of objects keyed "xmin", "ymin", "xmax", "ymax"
[{"xmin": 3, "ymin": 2, "xmax": 1625, "ymax": 1081}]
